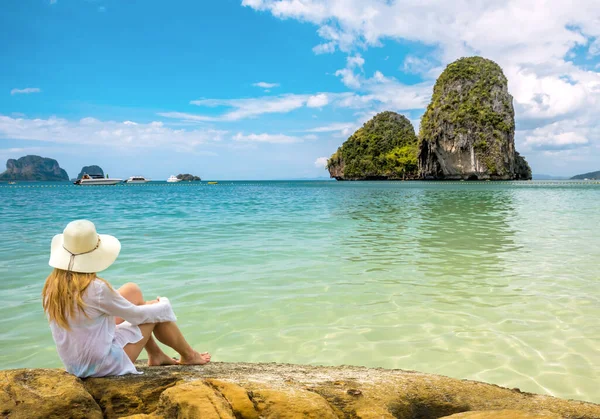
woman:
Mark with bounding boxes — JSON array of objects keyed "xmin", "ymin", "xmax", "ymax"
[{"xmin": 42, "ymin": 219, "xmax": 211, "ymax": 377}]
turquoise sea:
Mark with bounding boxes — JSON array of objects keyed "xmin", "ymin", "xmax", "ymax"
[{"xmin": 0, "ymin": 180, "xmax": 598, "ymax": 403}]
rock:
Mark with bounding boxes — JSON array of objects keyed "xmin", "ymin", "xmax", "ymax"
[
  {"xmin": 205, "ymin": 379, "xmax": 259, "ymax": 419},
  {"xmin": 0, "ymin": 369, "xmax": 102, "ymax": 419},
  {"xmin": 155, "ymin": 380, "xmax": 235, "ymax": 418},
  {"xmin": 176, "ymin": 173, "xmax": 201, "ymax": 181},
  {"xmin": 327, "ymin": 111, "xmax": 419, "ymax": 180},
  {"xmin": 248, "ymin": 387, "xmax": 338, "ymax": 419},
  {"xmin": 515, "ymin": 152, "xmax": 532, "ymax": 180},
  {"xmin": 0, "ymin": 155, "xmax": 69, "ymax": 181},
  {"xmin": 419, "ymin": 56, "xmax": 532, "ymax": 180},
  {"xmin": 82, "ymin": 369, "xmax": 180, "ymax": 418},
  {"xmin": 2, "ymin": 363, "xmax": 599, "ymax": 419},
  {"xmin": 440, "ymin": 409, "xmax": 562, "ymax": 418},
  {"xmin": 77, "ymin": 165, "xmax": 104, "ymax": 179}
]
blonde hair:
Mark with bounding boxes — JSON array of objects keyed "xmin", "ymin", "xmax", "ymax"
[{"xmin": 42, "ymin": 268, "xmax": 112, "ymax": 330}]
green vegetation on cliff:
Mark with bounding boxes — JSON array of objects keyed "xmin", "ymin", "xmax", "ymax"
[
  {"xmin": 419, "ymin": 56, "xmax": 531, "ymax": 180},
  {"xmin": 327, "ymin": 111, "xmax": 418, "ymax": 180},
  {"xmin": 420, "ymin": 57, "xmax": 514, "ymax": 144}
]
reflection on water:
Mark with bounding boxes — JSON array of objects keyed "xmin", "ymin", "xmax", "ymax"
[{"xmin": 0, "ymin": 181, "xmax": 599, "ymax": 403}]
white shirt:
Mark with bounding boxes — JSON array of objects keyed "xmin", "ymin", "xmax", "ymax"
[{"xmin": 49, "ymin": 279, "xmax": 176, "ymax": 377}]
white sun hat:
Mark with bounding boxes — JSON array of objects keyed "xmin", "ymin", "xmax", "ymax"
[{"xmin": 49, "ymin": 220, "xmax": 121, "ymax": 273}]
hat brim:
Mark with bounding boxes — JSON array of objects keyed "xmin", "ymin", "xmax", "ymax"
[{"xmin": 49, "ymin": 234, "xmax": 121, "ymax": 273}]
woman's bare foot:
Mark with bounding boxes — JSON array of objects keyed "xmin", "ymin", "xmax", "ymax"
[
  {"xmin": 179, "ymin": 350, "xmax": 211, "ymax": 365},
  {"xmin": 147, "ymin": 351, "xmax": 178, "ymax": 366}
]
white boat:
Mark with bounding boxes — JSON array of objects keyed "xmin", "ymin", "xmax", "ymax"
[
  {"xmin": 74, "ymin": 174, "xmax": 122, "ymax": 185},
  {"xmin": 125, "ymin": 176, "xmax": 150, "ymax": 184},
  {"xmin": 167, "ymin": 175, "xmax": 181, "ymax": 183}
]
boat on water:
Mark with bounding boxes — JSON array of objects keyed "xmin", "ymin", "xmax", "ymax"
[
  {"xmin": 74, "ymin": 174, "xmax": 122, "ymax": 185},
  {"xmin": 167, "ymin": 175, "xmax": 181, "ymax": 183},
  {"xmin": 125, "ymin": 176, "xmax": 150, "ymax": 184},
  {"xmin": 207, "ymin": 181, "xmax": 218, "ymax": 185}
]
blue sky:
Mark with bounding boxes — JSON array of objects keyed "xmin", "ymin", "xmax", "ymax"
[{"xmin": 1, "ymin": 0, "xmax": 600, "ymax": 179}]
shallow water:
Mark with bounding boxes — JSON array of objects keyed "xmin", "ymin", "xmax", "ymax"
[{"xmin": 0, "ymin": 180, "xmax": 599, "ymax": 403}]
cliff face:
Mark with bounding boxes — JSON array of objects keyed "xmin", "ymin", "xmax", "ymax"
[
  {"xmin": 419, "ymin": 57, "xmax": 531, "ymax": 180},
  {"xmin": 1, "ymin": 363, "xmax": 598, "ymax": 419},
  {"xmin": 77, "ymin": 165, "xmax": 104, "ymax": 179},
  {"xmin": 0, "ymin": 155, "xmax": 69, "ymax": 181},
  {"xmin": 327, "ymin": 111, "xmax": 419, "ymax": 180}
]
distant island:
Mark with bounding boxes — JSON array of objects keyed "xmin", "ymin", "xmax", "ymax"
[
  {"xmin": 571, "ymin": 170, "xmax": 600, "ymax": 180},
  {"xmin": 177, "ymin": 174, "xmax": 201, "ymax": 181},
  {"xmin": 0, "ymin": 155, "xmax": 69, "ymax": 181},
  {"xmin": 77, "ymin": 165, "xmax": 104, "ymax": 179},
  {"xmin": 328, "ymin": 56, "xmax": 532, "ymax": 181}
]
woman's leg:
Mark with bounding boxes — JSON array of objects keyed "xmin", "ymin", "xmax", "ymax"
[
  {"xmin": 117, "ymin": 283, "xmax": 177, "ymax": 366},
  {"xmin": 152, "ymin": 321, "xmax": 211, "ymax": 365}
]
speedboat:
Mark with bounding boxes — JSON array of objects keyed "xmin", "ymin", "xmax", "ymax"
[
  {"xmin": 74, "ymin": 174, "xmax": 122, "ymax": 185},
  {"xmin": 125, "ymin": 176, "xmax": 150, "ymax": 184},
  {"xmin": 167, "ymin": 175, "xmax": 181, "ymax": 183}
]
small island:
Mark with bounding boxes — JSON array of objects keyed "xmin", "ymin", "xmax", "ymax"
[
  {"xmin": 0, "ymin": 155, "xmax": 69, "ymax": 181},
  {"xmin": 176, "ymin": 173, "xmax": 201, "ymax": 181},
  {"xmin": 327, "ymin": 56, "xmax": 532, "ymax": 181},
  {"xmin": 571, "ymin": 170, "xmax": 600, "ymax": 180},
  {"xmin": 77, "ymin": 165, "xmax": 104, "ymax": 179}
]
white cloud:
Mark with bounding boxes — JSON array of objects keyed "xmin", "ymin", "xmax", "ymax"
[
  {"xmin": 10, "ymin": 88, "xmax": 41, "ymax": 95},
  {"xmin": 306, "ymin": 122, "xmax": 354, "ymax": 133},
  {"xmin": 0, "ymin": 114, "xmax": 226, "ymax": 152},
  {"xmin": 244, "ymin": 0, "xmax": 600, "ymax": 160},
  {"xmin": 307, "ymin": 93, "xmax": 329, "ymax": 108},
  {"xmin": 314, "ymin": 157, "xmax": 328, "ymax": 168},
  {"xmin": 233, "ymin": 132, "xmax": 302, "ymax": 144},
  {"xmin": 161, "ymin": 93, "xmax": 340, "ymax": 122},
  {"xmin": 347, "ymin": 53, "xmax": 364, "ymax": 69},
  {"xmin": 189, "ymin": 94, "xmax": 312, "ymax": 120},
  {"xmin": 335, "ymin": 68, "xmax": 361, "ymax": 89},
  {"xmin": 402, "ymin": 56, "xmax": 435, "ymax": 75},
  {"xmin": 313, "ymin": 42, "xmax": 335, "ymax": 54},
  {"xmin": 521, "ymin": 119, "xmax": 593, "ymax": 151},
  {"xmin": 253, "ymin": 81, "xmax": 280, "ymax": 88}
]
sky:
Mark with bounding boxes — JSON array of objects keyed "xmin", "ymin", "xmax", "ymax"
[{"xmin": 1, "ymin": 0, "xmax": 600, "ymax": 180}]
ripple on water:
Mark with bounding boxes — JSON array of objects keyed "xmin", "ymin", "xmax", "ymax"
[{"xmin": 0, "ymin": 181, "xmax": 599, "ymax": 403}]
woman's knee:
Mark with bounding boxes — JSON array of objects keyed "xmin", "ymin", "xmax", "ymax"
[{"xmin": 118, "ymin": 282, "xmax": 144, "ymax": 305}]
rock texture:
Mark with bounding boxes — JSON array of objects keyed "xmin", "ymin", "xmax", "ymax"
[
  {"xmin": 176, "ymin": 173, "xmax": 201, "ymax": 181},
  {"xmin": 0, "ymin": 369, "xmax": 102, "ymax": 418},
  {"xmin": 0, "ymin": 155, "xmax": 69, "ymax": 181},
  {"xmin": 77, "ymin": 165, "xmax": 104, "ymax": 179},
  {"xmin": 2, "ymin": 362, "xmax": 599, "ymax": 419},
  {"xmin": 419, "ymin": 57, "xmax": 531, "ymax": 180},
  {"xmin": 327, "ymin": 112, "xmax": 419, "ymax": 180},
  {"xmin": 440, "ymin": 410, "xmax": 562, "ymax": 419}
]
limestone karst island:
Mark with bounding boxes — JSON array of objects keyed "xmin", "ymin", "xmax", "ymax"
[{"xmin": 328, "ymin": 57, "xmax": 532, "ymax": 181}]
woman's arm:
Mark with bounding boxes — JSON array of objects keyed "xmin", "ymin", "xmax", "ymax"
[{"xmin": 92, "ymin": 280, "xmax": 177, "ymax": 325}]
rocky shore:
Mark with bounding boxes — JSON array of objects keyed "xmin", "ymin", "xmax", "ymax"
[{"xmin": 1, "ymin": 362, "xmax": 598, "ymax": 418}]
